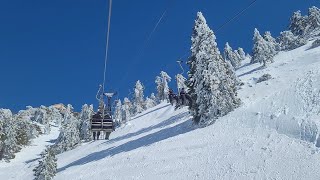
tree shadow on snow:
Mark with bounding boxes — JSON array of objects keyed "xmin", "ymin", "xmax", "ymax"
[
  {"xmin": 105, "ymin": 111, "xmax": 189, "ymax": 145},
  {"xmin": 238, "ymin": 66, "xmax": 264, "ymax": 77},
  {"xmin": 130, "ymin": 104, "xmax": 171, "ymax": 121},
  {"xmin": 58, "ymin": 114, "xmax": 194, "ymax": 173}
]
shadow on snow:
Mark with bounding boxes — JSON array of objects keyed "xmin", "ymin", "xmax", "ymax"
[{"xmin": 58, "ymin": 112, "xmax": 194, "ymax": 173}]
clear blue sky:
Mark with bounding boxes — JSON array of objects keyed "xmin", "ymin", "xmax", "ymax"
[{"xmin": 0, "ymin": 0, "xmax": 318, "ymax": 112}]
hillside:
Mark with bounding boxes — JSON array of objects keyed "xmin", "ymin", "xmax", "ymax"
[
  {"xmin": 1, "ymin": 40, "xmax": 316, "ymax": 180},
  {"xmin": 1, "ymin": 41, "xmax": 320, "ymax": 180}
]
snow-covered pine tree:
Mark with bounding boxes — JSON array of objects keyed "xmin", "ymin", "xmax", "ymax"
[
  {"xmin": 47, "ymin": 106, "xmax": 63, "ymax": 127},
  {"xmin": 114, "ymin": 100, "xmax": 123, "ymax": 126},
  {"xmin": 160, "ymin": 71, "xmax": 171, "ymax": 101},
  {"xmin": 224, "ymin": 42, "xmax": 241, "ymax": 69},
  {"xmin": 155, "ymin": 76, "xmax": 164, "ymax": 101},
  {"xmin": 237, "ymin": 47, "xmax": 246, "ymax": 61},
  {"xmin": 150, "ymin": 93, "xmax": 158, "ymax": 105},
  {"xmin": 145, "ymin": 96, "xmax": 157, "ymax": 109},
  {"xmin": 33, "ymin": 106, "xmax": 50, "ymax": 134},
  {"xmin": 176, "ymin": 74, "xmax": 188, "ymax": 93},
  {"xmin": 278, "ymin": 30, "xmax": 307, "ymax": 51},
  {"xmin": 187, "ymin": 12, "xmax": 240, "ymax": 125},
  {"xmin": 133, "ymin": 80, "xmax": 145, "ymax": 114},
  {"xmin": 122, "ymin": 97, "xmax": 132, "ymax": 123},
  {"xmin": 307, "ymin": 6, "xmax": 320, "ymax": 34},
  {"xmin": 263, "ymin": 31, "xmax": 280, "ymax": 53},
  {"xmin": 79, "ymin": 104, "xmax": 93, "ymax": 142},
  {"xmin": 251, "ymin": 28, "xmax": 273, "ymax": 66},
  {"xmin": 0, "ymin": 109, "xmax": 19, "ymax": 160},
  {"xmin": 33, "ymin": 146, "xmax": 57, "ymax": 180},
  {"xmin": 289, "ymin": 10, "xmax": 308, "ymax": 36},
  {"xmin": 54, "ymin": 105, "xmax": 80, "ymax": 154}
]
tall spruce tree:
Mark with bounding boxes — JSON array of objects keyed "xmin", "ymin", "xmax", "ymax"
[
  {"xmin": 133, "ymin": 80, "xmax": 145, "ymax": 114},
  {"xmin": 33, "ymin": 146, "xmax": 57, "ymax": 180},
  {"xmin": 122, "ymin": 98, "xmax": 132, "ymax": 123},
  {"xmin": 79, "ymin": 104, "xmax": 93, "ymax": 142},
  {"xmin": 252, "ymin": 28, "xmax": 273, "ymax": 66},
  {"xmin": 187, "ymin": 12, "xmax": 240, "ymax": 125},
  {"xmin": 54, "ymin": 105, "xmax": 80, "ymax": 154},
  {"xmin": 114, "ymin": 100, "xmax": 123, "ymax": 126}
]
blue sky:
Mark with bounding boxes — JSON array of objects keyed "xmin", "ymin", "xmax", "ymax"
[{"xmin": 0, "ymin": 0, "xmax": 318, "ymax": 112}]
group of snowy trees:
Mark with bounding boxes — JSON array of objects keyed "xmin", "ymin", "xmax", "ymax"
[
  {"xmin": 0, "ymin": 105, "xmax": 64, "ymax": 162},
  {"xmin": 251, "ymin": 6, "xmax": 320, "ymax": 66},
  {"xmin": 224, "ymin": 42, "xmax": 246, "ymax": 69},
  {"xmin": 114, "ymin": 80, "xmax": 159, "ymax": 126},
  {"xmin": 187, "ymin": 12, "xmax": 241, "ymax": 126},
  {"xmin": 53, "ymin": 104, "xmax": 95, "ymax": 154}
]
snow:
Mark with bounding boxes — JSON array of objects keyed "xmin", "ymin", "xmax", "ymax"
[
  {"xmin": 0, "ymin": 126, "xmax": 59, "ymax": 179},
  {"xmin": 1, "ymin": 41, "xmax": 320, "ymax": 179}
]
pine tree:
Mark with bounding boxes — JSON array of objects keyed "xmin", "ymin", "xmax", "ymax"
[
  {"xmin": 307, "ymin": 6, "xmax": 320, "ymax": 33},
  {"xmin": 263, "ymin": 31, "xmax": 280, "ymax": 53},
  {"xmin": 79, "ymin": 104, "xmax": 93, "ymax": 142},
  {"xmin": 150, "ymin": 93, "xmax": 158, "ymax": 105},
  {"xmin": 187, "ymin": 12, "xmax": 240, "ymax": 125},
  {"xmin": 175, "ymin": 74, "xmax": 188, "ymax": 93},
  {"xmin": 278, "ymin": 30, "xmax": 307, "ymax": 51},
  {"xmin": 133, "ymin": 80, "xmax": 145, "ymax": 114},
  {"xmin": 155, "ymin": 76, "xmax": 164, "ymax": 101},
  {"xmin": 237, "ymin": 47, "xmax": 246, "ymax": 60},
  {"xmin": 54, "ymin": 105, "xmax": 80, "ymax": 154},
  {"xmin": 155, "ymin": 72, "xmax": 172, "ymax": 102},
  {"xmin": 114, "ymin": 100, "xmax": 123, "ymax": 126},
  {"xmin": 0, "ymin": 109, "xmax": 19, "ymax": 160},
  {"xmin": 224, "ymin": 42, "xmax": 241, "ymax": 69},
  {"xmin": 122, "ymin": 98, "xmax": 132, "ymax": 123},
  {"xmin": 251, "ymin": 28, "xmax": 273, "ymax": 66},
  {"xmin": 33, "ymin": 146, "xmax": 57, "ymax": 180},
  {"xmin": 289, "ymin": 10, "xmax": 308, "ymax": 36},
  {"xmin": 145, "ymin": 96, "xmax": 157, "ymax": 109},
  {"xmin": 160, "ymin": 71, "xmax": 171, "ymax": 101},
  {"xmin": 47, "ymin": 106, "xmax": 63, "ymax": 126},
  {"xmin": 33, "ymin": 106, "xmax": 50, "ymax": 134}
]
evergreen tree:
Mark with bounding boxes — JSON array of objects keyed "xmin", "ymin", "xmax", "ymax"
[
  {"xmin": 251, "ymin": 28, "xmax": 273, "ymax": 66},
  {"xmin": 47, "ymin": 106, "xmax": 63, "ymax": 126},
  {"xmin": 155, "ymin": 72, "xmax": 172, "ymax": 101},
  {"xmin": 150, "ymin": 93, "xmax": 158, "ymax": 105},
  {"xmin": 175, "ymin": 74, "xmax": 188, "ymax": 93},
  {"xmin": 155, "ymin": 76, "xmax": 164, "ymax": 101},
  {"xmin": 0, "ymin": 109, "xmax": 19, "ymax": 160},
  {"xmin": 237, "ymin": 47, "xmax": 246, "ymax": 60},
  {"xmin": 263, "ymin": 31, "xmax": 280, "ymax": 53},
  {"xmin": 133, "ymin": 80, "xmax": 145, "ymax": 114},
  {"xmin": 145, "ymin": 96, "xmax": 157, "ymax": 109},
  {"xmin": 224, "ymin": 42, "xmax": 240, "ymax": 69},
  {"xmin": 278, "ymin": 30, "xmax": 307, "ymax": 51},
  {"xmin": 122, "ymin": 98, "xmax": 132, "ymax": 123},
  {"xmin": 79, "ymin": 104, "xmax": 93, "ymax": 142},
  {"xmin": 187, "ymin": 12, "xmax": 240, "ymax": 125},
  {"xmin": 160, "ymin": 71, "xmax": 171, "ymax": 101},
  {"xmin": 54, "ymin": 105, "xmax": 80, "ymax": 154},
  {"xmin": 289, "ymin": 10, "xmax": 308, "ymax": 36},
  {"xmin": 307, "ymin": 6, "xmax": 320, "ymax": 33},
  {"xmin": 114, "ymin": 100, "xmax": 123, "ymax": 126},
  {"xmin": 33, "ymin": 146, "xmax": 57, "ymax": 180},
  {"xmin": 33, "ymin": 106, "xmax": 50, "ymax": 134}
]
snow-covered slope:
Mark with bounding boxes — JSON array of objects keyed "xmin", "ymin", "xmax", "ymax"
[
  {"xmin": 53, "ymin": 41, "xmax": 320, "ymax": 180},
  {"xmin": 2, "ymin": 41, "xmax": 320, "ymax": 180}
]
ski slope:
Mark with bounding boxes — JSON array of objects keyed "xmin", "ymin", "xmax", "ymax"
[
  {"xmin": 1, "ymin": 41, "xmax": 320, "ymax": 179},
  {"xmin": 54, "ymin": 41, "xmax": 320, "ymax": 180}
]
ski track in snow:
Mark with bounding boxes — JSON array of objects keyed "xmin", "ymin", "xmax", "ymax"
[{"xmin": 2, "ymin": 42, "xmax": 320, "ymax": 180}]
